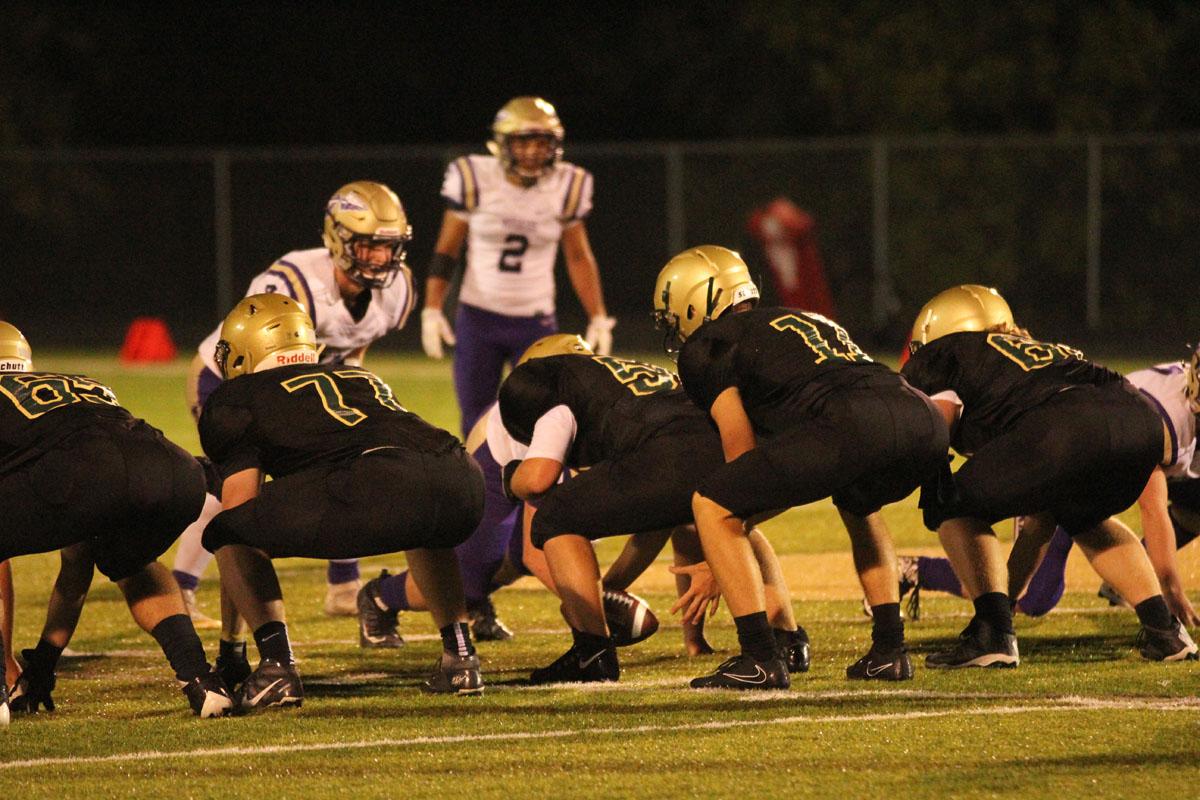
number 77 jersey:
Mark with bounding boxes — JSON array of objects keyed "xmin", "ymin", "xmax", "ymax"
[{"xmin": 199, "ymin": 364, "xmax": 461, "ymax": 481}]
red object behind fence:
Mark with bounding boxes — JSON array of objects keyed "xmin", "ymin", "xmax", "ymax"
[
  {"xmin": 747, "ymin": 197, "xmax": 836, "ymax": 319},
  {"xmin": 119, "ymin": 317, "xmax": 177, "ymax": 364}
]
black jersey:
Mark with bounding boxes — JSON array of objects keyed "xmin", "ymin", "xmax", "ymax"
[
  {"xmin": 0, "ymin": 371, "xmax": 131, "ymax": 473},
  {"xmin": 498, "ymin": 354, "xmax": 704, "ymax": 467},
  {"xmin": 901, "ymin": 331, "xmax": 1126, "ymax": 455},
  {"xmin": 677, "ymin": 306, "xmax": 892, "ymax": 437},
  {"xmin": 199, "ymin": 363, "xmax": 460, "ymax": 480}
]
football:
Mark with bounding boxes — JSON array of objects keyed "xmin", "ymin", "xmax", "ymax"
[{"xmin": 603, "ymin": 589, "xmax": 659, "ymax": 647}]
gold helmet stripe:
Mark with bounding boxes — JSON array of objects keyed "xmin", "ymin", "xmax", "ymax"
[
  {"xmin": 453, "ymin": 156, "xmax": 480, "ymax": 211},
  {"xmin": 560, "ymin": 166, "xmax": 587, "ymax": 221},
  {"xmin": 266, "ymin": 261, "xmax": 315, "ymax": 323}
]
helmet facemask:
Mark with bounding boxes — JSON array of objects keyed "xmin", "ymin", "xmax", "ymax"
[
  {"xmin": 488, "ymin": 97, "xmax": 565, "ymax": 186},
  {"xmin": 337, "ymin": 229, "xmax": 410, "ymax": 289},
  {"xmin": 322, "ymin": 181, "xmax": 412, "ymax": 290}
]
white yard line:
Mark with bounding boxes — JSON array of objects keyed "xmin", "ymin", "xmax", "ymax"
[{"xmin": 3, "ymin": 697, "xmax": 1195, "ymax": 771}]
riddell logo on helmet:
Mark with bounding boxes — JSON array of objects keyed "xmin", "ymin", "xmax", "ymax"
[{"xmin": 278, "ymin": 352, "xmax": 316, "ymax": 365}]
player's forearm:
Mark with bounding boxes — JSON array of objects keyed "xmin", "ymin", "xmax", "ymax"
[
  {"xmin": 1139, "ymin": 469, "xmax": 1180, "ymax": 582},
  {"xmin": 423, "ymin": 276, "xmax": 451, "ymax": 311},
  {"xmin": 564, "ymin": 252, "xmax": 607, "ymax": 319}
]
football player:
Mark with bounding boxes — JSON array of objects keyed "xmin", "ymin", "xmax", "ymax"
[
  {"xmin": 888, "ymin": 339, "xmax": 1200, "ymax": 627},
  {"xmin": 0, "ymin": 321, "xmax": 232, "ymax": 720},
  {"xmin": 654, "ymin": 246, "xmax": 949, "ymax": 689},
  {"xmin": 199, "ymin": 294, "xmax": 485, "ymax": 710},
  {"xmin": 902, "ymin": 285, "xmax": 1197, "ymax": 666},
  {"xmin": 420, "ymin": 96, "xmax": 615, "ymax": 435},
  {"xmin": 175, "ymin": 180, "xmax": 418, "ymax": 630},
  {"xmin": 497, "ymin": 333, "xmax": 809, "ymax": 684}
]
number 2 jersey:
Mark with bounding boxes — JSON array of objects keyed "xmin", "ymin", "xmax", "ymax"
[
  {"xmin": 199, "ymin": 364, "xmax": 460, "ymax": 480},
  {"xmin": 901, "ymin": 331, "xmax": 1127, "ymax": 456},
  {"xmin": 677, "ymin": 306, "xmax": 894, "ymax": 438},
  {"xmin": 0, "ymin": 371, "xmax": 131, "ymax": 473},
  {"xmin": 441, "ymin": 154, "xmax": 593, "ymax": 317},
  {"xmin": 497, "ymin": 354, "xmax": 702, "ymax": 467}
]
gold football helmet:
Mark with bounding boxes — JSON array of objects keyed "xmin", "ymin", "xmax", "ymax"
[
  {"xmin": 517, "ymin": 333, "xmax": 594, "ymax": 367},
  {"xmin": 909, "ymin": 284, "xmax": 1016, "ymax": 354},
  {"xmin": 487, "ymin": 96, "xmax": 565, "ymax": 184},
  {"xmin": 215, "ymin": 293, "xmax": 318, "ymax": 379},
  {"xmin": 1186, "ymin": 342, "xmax": 1199, "ymax": 414},
  {"xmin": 0, "ymin": 321, "xmax": 32, "ymax": 372},
  {"xmin": 322, "ymin": 181, "xmax": 413, "ymax": 289},
  {"xmin": 652, "ymin": 245, "xmax": 760, "ymax": 355}
]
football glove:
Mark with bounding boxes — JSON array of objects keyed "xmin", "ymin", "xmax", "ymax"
[
  {"xmin": 501, "ymin": 459, "xmax": 524, "ymax": 504},
  {"xmin": 8, "ymin": 650, "xmax": 57, "ymax": 713},
  {"xmin": 585, "ymin": 315, "xmax": 616, "ymax": 356},
  {"xmin": 421, "ymin": 308, "xmax": 456, "ymax": 359}
]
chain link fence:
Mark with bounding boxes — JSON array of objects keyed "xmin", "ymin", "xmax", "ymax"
[{"xmin": 3, "ymin": 134, "xmax": 1197, "ymax": 358}]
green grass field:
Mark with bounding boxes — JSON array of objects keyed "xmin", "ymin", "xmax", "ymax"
[{"xmin": 1, "ymin": 353, "xmax": 1198, "ymax": 798}]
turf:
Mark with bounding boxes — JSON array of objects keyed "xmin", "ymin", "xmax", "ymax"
[{"xmin": 1, "ymin": 353, "xmax": 1197, "ymax": 798}]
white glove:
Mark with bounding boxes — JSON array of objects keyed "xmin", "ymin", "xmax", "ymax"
[
  {"xmin": 585, "ymin": 315, "xmax": 616, "ymax": 356},
  {"xmin": 421, "ymin": 308, "xmax": 456, "ymax": 359}
]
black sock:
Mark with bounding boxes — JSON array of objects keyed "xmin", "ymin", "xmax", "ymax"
[
  {"xmin": 973, "ymin": 592, "xmax": 1014, "ymax": 635},
  {"xmin": 1134, "ymin": 595, "xmax": 1174, "ymax": 630},
  {"xmin": 870, "ymin": 603, "xmax": 905, "ymax": 650},
  {"xmin": 734, "ymin": 611, "xmax": 777, "ymax": 662},
  {"xmin": 253, "ymin": 620, "xmax": 294, "ymax": 665},
  {"xmin": 218, "ymin": 639, "xmax": 248, "ymax": 665},
  {"xmin": 440, "ymin": 622, "xmax": 476, "ymax": 657},
  {"xmin": 25, "ymin": 638, "xmax": 65, "ymax": 674},
  {"xmin": 571, "ymin": 627, "xmax": 613, "ymax": 654},
  {"xmin": 150, "ymin": 614, "xmax": 210, "ymax": 683}
]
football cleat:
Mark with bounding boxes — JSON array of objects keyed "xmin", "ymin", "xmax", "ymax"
[
  {"xmin": 1097, "ymin": 582, "xmax": 1131, "ymax": 609},
  {"xmin": 530, "ymin": 642, "xmax": 619, "ymax": 685},
  {"xmin": 603, "ymin": 589, "xmax": 659, "ymax": 647},
  {"xmin": 324, "ymin": 578, "xmax": 362, "ymax": 617},
  {"xmin": 182, "ymin": 670, "xmax": 235, "ymax": 718},
  {"xmin": 468, "ymin": 597, "xmax": 514, "ymax": 642},
  {"xmin": 1136, "ymin": 618, "xmax": 1199, "ymax": 662},
  {"xmin": 846, "ymin": 645, "xmax": 914, "ymax": 681},
  {"xmin": 690, "ymin": 653, "xmax": 790, "ymax": 690},
  {"xmin": 775, "ymin": 628, "xmax": 811, "ymax": 673},
  {"xmin": 422, "ymin": 652, "xmax": 485, "ymax": 695},
  {"xmin": 181, "ymin": 587, "xmax": 222, "ymax": 630},
  {"xmin": 8, "ymin": 654, "xmax": 56, "ymax": 713},
  {"xmin": 357, "ymin": 571, "xmax": 404, "ymax": 648},
  {"xmin": 215, "ymin": 642, "xmax": 252, "ymax": 692},
  {"xmin": 926, "ymin": 618, "xmax": 1019, "ymax": 669},
  {"xmin": 237, "ymin": 659, "xmax": 303, "ymax": 713}
]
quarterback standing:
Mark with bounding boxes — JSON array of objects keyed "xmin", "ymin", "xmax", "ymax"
[
  {"xmin": 420, "ymin": 96, "xmax": 614, "ymax": 435},
  {"xmin": 174, "ymin": 180, "xmax": 418, "ymax": 632}
]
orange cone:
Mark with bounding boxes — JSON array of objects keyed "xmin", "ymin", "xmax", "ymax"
[{"xmin": 120, "ymin": 317, "xmax": 177, "ymax": 364}]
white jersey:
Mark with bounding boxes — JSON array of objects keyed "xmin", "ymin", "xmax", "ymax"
[
  {"xmin": 198, "ymin": 247, "xmax": 416, "ymax": 375},
  {"xmin": 441, "ymin": 154, "xmax": 593, "ymax": 317},
  {"xmin": 1128, "ymin": 362, "xmax": 1198, "ymax": 480}
]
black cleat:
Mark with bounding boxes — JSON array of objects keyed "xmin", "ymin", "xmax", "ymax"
[
  {"xmin": 8, "ymin": 652, "xmax": 56, "ymax": 713},
  {"xmin": 469, "ymin": 597, "xmax": 514, "ymax": 642},
  {"xmin": 1136, "ymin": 618, "xmax": 1199, "ymax": 662},
  {"xmin": 775, "ymin": 628, "xmax": 811, "ymax": 673},
  {"xmin": 689, "ymin": 653, "xmax": 790, "ymax": 690},
  {"xmin": 530, "ymin": 642, "xmax": 619, "ymax": 685},
  {"xmin": 0, "ymin": 681, "xmax": 8, "ymax": 728},
  {"xmin": 215, "ymin": 643, "xmax": 252, "ymax": 693},
  {"xmin": 926, "ymin": 618, "xmax": 1019, "ymax": 669},
  {"xmin": 238, "ymin": 659, "xmax": 303, "ymax": 713},
  {"xmin": 358, "ymin": 570, "xmax": 405, "ymax": 649},
  {"xmin": 422, "ymin": 652, "xmax": 485, "ymax": 695},
  {"xmin": 182, "ymin": 670, "xmax": 235, "ymax": 718},
  {"xmin": 846, "ymin": 645, "xmax": 914, "ymax": 681}
]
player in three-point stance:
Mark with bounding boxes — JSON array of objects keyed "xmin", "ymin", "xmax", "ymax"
[
  {"xmin": 0, "ymin": 321, "xmax": 232, "ymax": 722},
  {"xmin": 198, "ymin": 294, "xmax": 485, "ymax": 711},
  {"xmin": 654, "ymin": 246, "xmax": 948, "ymax": 689},
  {"xmin": 901, "ymin": 285, "xmax": 1197, "ymax": 667}
]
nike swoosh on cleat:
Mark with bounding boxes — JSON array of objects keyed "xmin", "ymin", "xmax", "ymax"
[
  {"xmin": 723, "ymin": 666, "xmax": 768, "ymax": 684},
  {"xmin": 578, "ymin": 650, "xmax": 607, "ymax": 670},
  {"xmin": 865, "ymin": 662, "xmax": 895, "ymax": 677},
  {"xmin": 247, "ymin": 678, "xmax": 284, "ymax": 707}
]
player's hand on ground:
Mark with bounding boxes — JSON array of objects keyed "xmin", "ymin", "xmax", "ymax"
[
  {"xmin": 421, "ymin": 308, "xmax": 456, "ymax": 359},
  {"xmin": 1161, "ymin": 577, "xmax": 1200, "ymax": 627},
  {"xmin": 669, "ymin": 562, "xmax": 721, "ymax": 625},
  {"xmin": 585, "ymin": 315, "xmax": 616, "ymax": 356}
]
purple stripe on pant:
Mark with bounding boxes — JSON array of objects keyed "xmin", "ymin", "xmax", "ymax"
[
  {"xmin": 378, "ymin": 440, "xmax": 522, "ymax": 609},
  {"xmin": 452, "ymin": 303, "xmax": 557, "ymax": 436}
]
